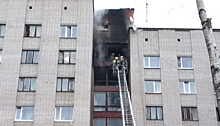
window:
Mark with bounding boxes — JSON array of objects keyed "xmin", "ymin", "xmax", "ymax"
[
  {"xmin": 181, "ymin": 107, "xmax": 198, "ymax": 121},
  {"xmin": 0, "ymin": 24, "xmax": 5, "ymax": 37},
  {"xmin": 56, "ymin": 78, "xmax": 74, "ymax": 92},
  {"xmin": 60, "ymin": 26, "xmax": 77, "ymax": 38},
  {"xmin": 93, "ymin": 118, "xmax": 122, "ymax": 126},
  {"xmin": 18, "ymin": 78, "xmax": 37, "ymax": 91},
  {"xmin": 21, "ymin": 50, "xmax": 39, "ymax": 64},
  {"xmin": 146, "ymin": 106, "xmax": 163, "ymax": 120},
  {"xmin": 24, "ymin": 25, "xmax": 41, "ymax": 37},
  {"xmin": 144, "ymin": 56, "xmax": 160, "ymax": 68},
  {"xmin": 178, "ymin": 57, "xmax": 192, "ymax": 69},
  {"xmin": 0, "ymin": 50, "xmax": 2, "ymax": 63},
  {"xmin": 15, "ymin": 107, "xmax": 34, "ymax": 121},
  {"xmin": 58, "ymin": 51, "xmax": 76, "ymax": 64},
  {"xmin": 55, "ymin": 107, "xmax": 73, "ymax": 121},
  {"xmin": 94, "ymin": 92, "xmax": 121, "ymax": 112},
  {"xmin": 179, "ymin": 81, "xmax": 195, "ymax": 94},
  {"xmin": 145, "ymin": 81, "xmax": 161, "ymax": 93}
]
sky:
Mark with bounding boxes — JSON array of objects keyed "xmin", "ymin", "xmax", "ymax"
[{"xmin": 94, "ymin": 0, "xmax": 220, "ymax": 28}]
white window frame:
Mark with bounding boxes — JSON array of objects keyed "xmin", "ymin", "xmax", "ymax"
[
  {"xmin": 60, "ymin": 26, "xmax": 77, "ymax": 38},
  {"xmin": 24, "ymin": 25, "xmax": 41, "ymax": 37},
  {"xmin": 177, "ymin": 57, "xmax": 193, "ymax": 69},
  {"xmin": 144, "ymin": 56, "xmax": 160, "ymax": 68},
  {"xmin": 54, "ymin": 107, "xmax": 74, "ymax": 121},
  {"xmin": 15, "ymin": 107, "xmax": 34, "ymax": 121},
  {"xmin": 145, "ymin": 81, "xmax": 161, "ymax": 93},
  {"xmin": 180, "ymin": 81, "xmax": 196, "ymax": 94}
]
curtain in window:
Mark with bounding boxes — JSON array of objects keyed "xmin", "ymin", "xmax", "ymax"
[
  {"xmin": 29, "ymin": 26, "xmax": 36, "ymax": 37},
  {"xmin": 33, "ymin": 51, "xmax": 39, "ymax": 63},
  {"xmin": 56, "ymin": 79, "xmax": 62, "ymax": 91},
  {"xmin": 191, "ymin": 108, "xmax": 198, "ymax": 120},
  {"xmin": 62, "ymin": 79, "xmax": 68, "ymax": 91},
  {"xmin": 64, "ymin": 52, "xmax": 70, "ymax": 64},
  {"xmin": 66, "ymin": 26, "xmax": 71, "ymax": 37},
  {"xmin": 27, "ymin": 51, "xmax": 33, "ymax": 63},
  {"xmin": 36, "ymin": 26, "xmax": 41, "ymax": 37},
  {"xmin": 71, "ymin": 26, "xmax": 77, "ymax": 37},
  {"xmin": 61, "ymin": 107, "xmax": 73, "ymax": 120},
  {"xmin": 24, "ymin": 78, "xmax": 30, "ymax": 91},
  {"xmin": 21, "ymin": 51, "xmax": 27, "ymax": 63},
  {"xmin": 146, "ymin": 107, "xmax": 151, "ymax": 119},
  {"xmin": 157, "ymin": 107, "xmax": 163, "ymax": 119},
  {"xmin": 69, "ymin": 79, "xmax": 74, "ymax": 91},
  {"xmin": 30, "ymin": 78, "xmax": 36, "ymax": 91},
  {"xmin": 58, "ymin": 52, "xmax": 64, "ymax": 63},
  {"xmin": 18, "ymin": 78, "xmax": 24, "ymax": 91},
  {"xmin": 150, "ymin": 107, "xmax": 156, "ymax": 119},
  {"xmin": 70, "ymin": 52, "xmax": 76, "ymax": 63}
]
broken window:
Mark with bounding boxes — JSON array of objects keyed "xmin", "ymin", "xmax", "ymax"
[
  {"xmin": 0, "ymin": 50, "xmax": 2, "ymax": 63},
  {"xmin": 58, "ymin": 51, "xmax": 76, "ymax": 64},
  {"xmin": 55, "ymin": 107, "xmax": 73, "ymax": 121},
  {"xmin": 146, "ymin": 106, "xmax": 163, "ymax": 120},
  {"xmin": 21, "ymin": 50, "xmax": 39, "ymax": 64},
  {"xmin": 60, "ymin": 26, "xmax": 77, "ymax": 38},
  {"xmin": 18, "ymin": 78, "xmax": 37, "ymax": 91},
  {"xmin": 15, "ymin": 106, "xmax": 34, "ymax": 121},
  {"xmin": 145, "ymin": 81, "xmax": 161, "ymax": 93},
  {"xmin": 181, "ymin": 107, "xmax": 198, "ymax": 121},
  {"xmin": 0, "ymin": 24, "xmax": 6, "ymax": 37},
  {"xmin": 144, "ymin": 56, "xmax": 160, "ymax": 68},
  {"xmin": 56, "ymin": 78, "xmax": 74, "ymax": 92},
  {"xmin": 24, "ymin": 25, "xmax": 41, "ymax": 37},
  {"xmin": 178, "ymin": 57, "xmax": 192, "ymax": 69},
  {"xmin": 179, "ymin": 81, "xmax": 195, "ymax": 94}
]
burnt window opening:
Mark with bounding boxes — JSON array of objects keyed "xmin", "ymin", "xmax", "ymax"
[
  {"xmin": 64, "ymin": 7, "xmax": 67, "ymax": 10},
  {"xmin": 29, "ymin": 6, "xmax": 32, "ymax": 9}
]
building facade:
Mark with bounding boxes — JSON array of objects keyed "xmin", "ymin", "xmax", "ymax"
[{"xmin": 0, "ymin": 0, "xmax": 219, "ymax": 126}]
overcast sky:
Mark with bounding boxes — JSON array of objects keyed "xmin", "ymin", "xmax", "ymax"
[{"xmin": 94, "ymin": 0, "xmax": 220, "ymax": 28}]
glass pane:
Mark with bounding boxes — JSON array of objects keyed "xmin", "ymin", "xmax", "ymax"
[
  {"xmin": 108, "ymin": 92, "xmax": 120, "ymax": 106},
  {"xmin": 190, "ymin": 82, "xmax": 195, "ymax": 94},
  {"xmin": 94, "ymin": 107, "xmax": 105, "ymax": 112},
  {"xmin": 64, "ymin": 52, "xmax": 70, "ymax": 64},
  {"xmin": 69, "ymin": 79, "xmax": 74, "ymax": 91},
  {"xmin": 61, "ymin": 107, "xmax": 73, "ymax": 120},
  {"xmin": 191, "ymin": 108, "xmax": 198, "ymax": 120},
  {"xmin": 55, "ymin": 107, "xmax": 60, "ymax": 120},
  {"xmin": 145, "ymin": 81, "xmax": 154, "ymax": 93},
  {"xmin": 151, "ymin": 107, "xmax": 156, "ymax": 119},
  {"xmin": 0, "ymin": 25, "xmax": 5, "ymax": 37},
  {"xmin": 27, "ymin": 51, "xmax": 33, "ymax": 63},
  {"xmin": 157, "ymin": 107, "xmax": 163, "ymax": 119},
  {"xmin": 107, "ymin": 118, "xmax": 122, "ymax": 126},
  {"xmin": 56, "ymin": 79, "xmax": 62, "ymax": 91},
  {"xmin": 62, "ymin": 79, "xmax": 68, "ymax": 91},
  {"xmin": 60, "ymin": 26, "xmax": 66, "ymax": 37},
  {"xmin": 0, "ymin": 50, "xmax": 2, "ymax": 62},
  {"xmin": 33, "ymin": 51, "xmax": 39, "ymax": 63},
  {"xmin": 24, "ymin": 78, "xmax": 30, "ymax": 91},
  {"xmin": 58, "ymin": 52, "xmax": 63, "ymax": 63},
  {"xmin": 29, "ymin": 26, "xmax": 36, "ymax": 37},
  {"xmin": 146, "ymin": 107, "xmax": 151, "ymax": 119},
  {"xmin": 144, "ymin": 57, "xmax": 149, "ymax": 67},
  {"xmin": 70, "ymin": 51, "xmax": 76, "ymax": 63},
  {"xmin": 94, "ymin": 118, "xmax": 105, "ymax": 126},
  {"xmin": 155, "ymin": 82, "xmax": 161, "ymax": 93},
  {"xmin": 108, "ymin": 107, "xmax": 121, "ymax": 112},
  {"xmin": 94, "ymin": 92, "xmax": 106, "ymax": 106},
  {"xmin": 18, "ymin": 78, "xmax": 24, "ymax": 91},
  {"xmin": 184, "ymin": 82, "xmax": 190, "ymax": 93},
  {"xmin": 179, "ymin": 82, "xmax": 184, "ymax": 93},
  {"xmin": 71, "ymin": 26, "xmax": 77, "ymax": 37},
  {"xmin": 21, "ymin": 107, "xmax": 34, "ymax": 120},
  {"xmin": 36, "ymin": 26, "xmax": 41, "ymax": 37},
  {"xmin": 150, "ymin": 57, "xmax": 159, "ymax": 68},
  {"xmin": 182, "ymin": 57, "xmax": 192, "ymax": 68},
  {"xmin": 21, "ymin": 51, "xmax": 27, "ymax": 63},
  {"xmin": 67, "ymin": 26, "xmax": 71, "ymax": 37},
  {"xmin": 16, "ymin": 107, "xmax": 21, "ymax": 120},
  {"xmin": 30, "ymin": 78, "xmax": 36, "ymax": 91}
]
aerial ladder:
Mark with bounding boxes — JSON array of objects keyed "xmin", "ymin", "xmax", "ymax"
[{"xmin": 112, "ymin": 56, "xmax": 136, "ymax": 126}]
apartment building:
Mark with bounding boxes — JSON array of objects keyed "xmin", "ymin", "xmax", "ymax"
[{"xmin": 0, "ymin": 0, "xmax": 219, "ymax": 126}]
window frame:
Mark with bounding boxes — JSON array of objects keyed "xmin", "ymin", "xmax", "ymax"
[
  {"xmin": 145, "ymin": 80, "xmax": 161, "ymax": 94},
  {"xmin": 144, "ymin": 56, "xmax": 160, "ymax": 68},
  {"xmin": 146, "ymin": 106, "xmax": 163, "ymax": 120},
  {"xmin": 60, "ymin": 25, "xmax": 77, "ymax": 38},
  {"xmin": 56, "ymin": 78, "xmax": 75, "ymax": 92},
  {"xmin": 93, "ymin": 118, "xmax": 122, "ymax": 126},
  {"xmin": 58, "ymin": 50, "xmax": 76, "ymax": 64},
  {"xmin": 21, "ymin": 50, "xmax": 39, "ymax": 64},
  {"xmin": 54, "ymin": 107, "xmax": 74, "ymax": 121},
  {"xmin": 181, "ymin": 107, "xmax": 199, "ymax": 121},
  {"xmin": 0, "ymin": 24, "xmax": 6, "ymax": 37},
  {"xmin": 15, "ymin": 106, "xmax": 34, "ymax": 121},
  {"xmin": 18, "ymin": 77, "xmax": 37, "ymax": 92},
  {"xmin": 177, "ymin": 57, "xmax": 193, "ymax": 69},
  {"xmin": 24, "ymin": 24, "xmax": 41, "ymax": 38},
  {"xmin": 179, "ymin": 81, "xmax": 196, "ymax": 94}
]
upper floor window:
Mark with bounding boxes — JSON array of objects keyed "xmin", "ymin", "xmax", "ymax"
[
  {"xmin": 145, "ymin": 81, "xmax": 161, "ymax": 93},
  {"xmin": 55, "ymin": 107, "xmax": 73, "ymax": 121},
  {"xmin": 93, "ymin": 118, "xmax": 122, "ymax": 126},
  {"xmin": 0, "ymin": 50, "xmax": 2, "ymax": 63},
  {"xmin": 216, "ymin": 108, "xmax": 220, "ymax": 121},
  {"xmin": 0, "ymin": 24, "xmax": 6, "ymax": 37},
  {"xmin": 179, "ymin": 81, "xmax": 195, "ymax": 94},
  {"xmin": 58, "ymin": 51, "xmax": 76, "ymax": 64},
  {"xmin": 181, "ymin": 107, "xmax": 198, "ymax": 121},
  {"xmin": 56, "ymin": 78, "xmax": 74, "ymax": 92},
  {"xmin": 94, "ymin": 92, "xmax": 121, "ymax": 112},
  {"xmin": 60, "ymin": 26, "xmax": 77, "ymax": 38},
  {"xmin": 178, "ymin": 57, "xmax": 192, "ymax": 69},
  {"xmin": 18, "ymin": 78, "xmax": 37, "ymax": 92},
  {"xmin": 144, "ymin": 56, "xmax": 160, "ymax": 68},
  {"xmin": 15, "ymin": 106, "xmax": 34, "ymax": 121},
  {"xmin": 24, "ymin": 25, "xmax": 41, "ymax": 37},
  {"xmin": 146, "ymin": 106, "xmax": 163, "ymax": 120},
  {"xmin": 21, "ymin": 50, "xmax": 39, "ymax": 64}
]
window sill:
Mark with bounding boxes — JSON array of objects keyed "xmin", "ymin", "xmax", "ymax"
[
  {"xmin": 180, "ymin": 93, "xmax": 196, "ymax": 95},
  {"xmin": 145, "ymin": 93, "xmax": 162, "ymax": 94},
  {"xmin": 58, "ymin": 63, "xmax": 76, "ymax": 65},
  {"xmin": 144, "ymin": 67, "xmax": 160, "ymax": 69},
  {"xmin": 182, "ymin": 120, "xmax": 199, "ymax": 121},
  {"xmin": 146, "ymin": 119, "xmax": 163, "ymax": 121},
  {"xmin": 178, "ymin": 68, "xmax": 194, "ymax": 70},
  {"xmin": 21, "ymin": 63, "xmax": 38, "ymax": 64},
  {"xmin": 59, "ymin": 37, "xmax": 77, "ymax": 39},
  {"xmin": 17, "ymin": 91, "xmax": 36, "ymax": 92},
  {"xmin": 14, "ymin": 120, "xmax": 33, "ymax": 122},
  {"xmin": 54, "ymin": 120, "xmax": 73, "ymax": 122}
]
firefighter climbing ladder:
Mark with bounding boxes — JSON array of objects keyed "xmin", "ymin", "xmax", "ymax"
[{"xmin": 116, "ymin": 67, "xmax": 136, "ymax": 126}]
